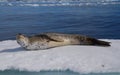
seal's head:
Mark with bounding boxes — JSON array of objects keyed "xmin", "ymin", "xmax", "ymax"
[{"xmin": 16, "ymin": 33, "xmax": 29, "ymax": 48}]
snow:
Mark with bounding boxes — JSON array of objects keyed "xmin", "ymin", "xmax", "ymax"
[{"xmin": 0, "ymin": 39, "xmax": 120, "ymax": 74}]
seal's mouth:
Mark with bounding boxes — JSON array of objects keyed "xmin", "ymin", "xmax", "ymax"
[{"xmin": 17, "ymin": 40, "xmax": 26, "ymax": 47}]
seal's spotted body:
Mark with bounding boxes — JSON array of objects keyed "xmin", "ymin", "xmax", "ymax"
[{"xmin": 16, "ymin": 33, "xmax": 110, "ymax": 50}]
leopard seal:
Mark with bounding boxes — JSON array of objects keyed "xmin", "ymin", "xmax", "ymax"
[{"xmin": 16, "ymin": 33, "xmax": 110, "ymax": 50}]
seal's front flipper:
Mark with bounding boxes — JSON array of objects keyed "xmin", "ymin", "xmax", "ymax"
[
  {"xmin": 35, "ymin": 34, "xmax": 64, "ymax": 42},
  {"xmin": 47, "ymin": 36, "xmax": 64, "ymax": 42}
]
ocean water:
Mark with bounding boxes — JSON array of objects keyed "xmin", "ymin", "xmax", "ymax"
[
  {"xmin": 0, "ymin": 70, "xmax": 120, "ymax": 75},
  {"xmin": 0, "ymin": 1, "xmax": 120, "ymax": 75},
  {"xmin": 0, "ymin": 5, "xmax": 120, "ymax": 40}
]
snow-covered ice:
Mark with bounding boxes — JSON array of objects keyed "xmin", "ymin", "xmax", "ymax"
[{"xmin": 0, "ymin": 39, "xmax": 120, "ymax": 74}]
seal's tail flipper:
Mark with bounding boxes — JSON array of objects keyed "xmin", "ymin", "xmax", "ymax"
[{"xmin": 87, "ymin": 38, "xmax": 111, "ymax": 47}]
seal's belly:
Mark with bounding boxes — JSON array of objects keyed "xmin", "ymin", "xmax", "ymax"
[
  {"xmin": 25, "ymin": 39, "xmax": 71, "ymax": 50},
  {"xmin": 26, "ymin": 42, "xmax": 49, "ymax": 50}
]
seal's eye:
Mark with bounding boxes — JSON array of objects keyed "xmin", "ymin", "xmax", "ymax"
[
  {"xmin": 18, "ymin": 33, "xmax": 22, "ymax": 35},
  {"xmin": 16, "ymin": 34, "xmax": 23, "ymax": 39}
]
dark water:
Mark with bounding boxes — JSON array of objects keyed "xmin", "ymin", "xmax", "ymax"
[
  {"xmin": 0, "ymin": 5, "xmax": 120, "ymax": 41},
  {"xmin": 0, "ymin": 70, "xmax": 120, "ymax": 75}
]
